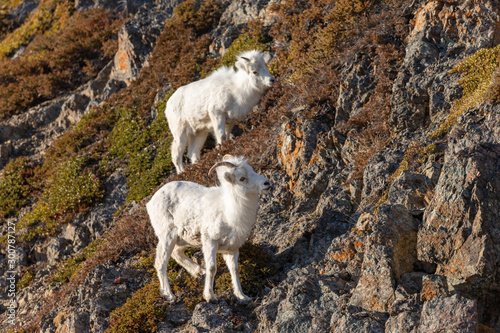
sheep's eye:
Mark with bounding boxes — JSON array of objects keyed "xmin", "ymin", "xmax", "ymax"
[
  {"xmin": 239, "ymin": 177, "xmax": 246, "ymax": 182},
  {"xmin": 252, "ymin": 71, "xmax": 258, "ymax": 75}
]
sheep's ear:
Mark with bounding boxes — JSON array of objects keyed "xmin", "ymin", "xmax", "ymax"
[
  {"xmin": 223, "ymin": 154, "xmax": 234, "ymax": 160},
  {"xmin": 235, "ymin": 58, "xmax": 249, "ymax": 73},
  {"xmin": 224, "ymin": 172, "xmax": 235, "ymax": 184}
]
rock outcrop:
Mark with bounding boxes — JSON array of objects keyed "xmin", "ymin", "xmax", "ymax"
[{"xmin": 1, "ymin": 0, "xmax": 500, "ymax": 332}]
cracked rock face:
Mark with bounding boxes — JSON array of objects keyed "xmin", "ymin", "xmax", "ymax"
[
  {"xmin": 390, "ymin": 0, "xmax": 498, "ymax": 133},
  {"xmin": 419, "ymin": 142, "xmax": 500, "ymax": 297},
  {"xmin": 2, "ymin": 0, "xmax": 500, "ymax": 332}
]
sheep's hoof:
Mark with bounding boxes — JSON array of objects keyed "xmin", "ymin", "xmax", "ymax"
[
  {"xmin": 235, "ymin": 294, "xmax": 252, "ymax": 304},
  {"xmin": 161, "ymin": 291, "xmax": 176, "ymax": 303},
  {"xmin": 204, "ymin": 293, "xmax": 218, "ymax": 303}
]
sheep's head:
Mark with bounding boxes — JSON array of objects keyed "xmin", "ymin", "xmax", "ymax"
[
  {"xmin": 209, "ymin": 155, "xmax": 270, "ymax": 194},
  {"xmin": 235, "ymin": 50, "xmax": 275, "ymax": 89}
]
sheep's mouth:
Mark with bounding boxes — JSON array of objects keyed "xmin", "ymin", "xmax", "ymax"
[{"xmin": 262, "ymin": 181, "xmax": 271, "ymax": 192}]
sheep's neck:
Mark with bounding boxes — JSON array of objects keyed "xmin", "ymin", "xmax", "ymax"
[
  {"xmin": 222, "ymin": 188, "xmax": 259, "ymax": 236},
  {"xmin": 233, "ymin": 72, "xmax": 265, "ymax": 104}
]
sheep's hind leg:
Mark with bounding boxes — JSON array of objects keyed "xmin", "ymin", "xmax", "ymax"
[
  {"xmin": 224, "ymin": 123, "xmax": 235, "ymax": 141},
  {"xmin": 186, "ymin": 131, "xmax": 209, "ymax": 164},
  {"xmin": 223, "ymin": 251, "xmax": 251, "ymax": 304},
  {"xmin": 171, "ymin": 133, "xmax": 187, "ymax": 174},
  {"xmin": 155, "ymin": 235, "xmax": 177, "ymax": 303},
  {"xmin": 171, "ymin": 246, "xmax": 204, "ymax": 279}
]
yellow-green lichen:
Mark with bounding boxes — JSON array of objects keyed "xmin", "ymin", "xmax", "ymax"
[{"xmin": 431, "ymin": 45, "xmax": 500, "ymax": 139}]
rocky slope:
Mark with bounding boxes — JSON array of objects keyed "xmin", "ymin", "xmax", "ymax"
[{"xmin": 1, "ymin": 0, "xmax": 499, "ymax": 332}]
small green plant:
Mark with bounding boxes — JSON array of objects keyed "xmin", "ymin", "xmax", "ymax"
[
  {"xmin": 18, "ymin": 156, "xmax": 103, "ymax": 241},
  {"xmin": 0, "ymin": 157, "xmax": 32, "ymax": 217},
  {"xmin": 17, "ymin": 267, "xmax": 35, "ymax": 290},
  {"xmin": 50, "ymin": 238, "xmax": 102, "ymax": 283},
  {"xmin": 106, "ymin": 280, "xmax": 168, "ymax": 333},
  {"xmin": 431, "ymin": 45, "xmax": 500, "ymax": 138},
  {"xmin": 109, "ymin": 106, "xmax": 174, "ymax": 201},
  {"xmin": 0, "ymin": 2, "xmax": 62, "ymax": 58},
  {"xmin": 132, "ymin": 252, "xmax": 155, "ymax": 272}
]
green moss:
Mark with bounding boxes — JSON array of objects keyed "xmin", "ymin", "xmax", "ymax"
[
  {"xmin": 50, "ymin": 238, "xmax": 102, "ymax": 283},
  {"xmin": 106, "ymin": 280, "xmax": 168, "ymax": 333},
  {"xmin": 17, "ymin": 267, "xmax": 35, "ymax": 290},
  {"xmin": 18, "ymin": 156, "xmax": 103, "ymax": 242},
  {"xmin": 109, "ymin": 105, "xmax": 174, "ymax": 201},
  {"xmin": 0, "ymin": 157, "xmax": 31, "ymax": 217},
  {"xmin": 431, "ymin": 45, "xmax": 500, "ymax": 139}
]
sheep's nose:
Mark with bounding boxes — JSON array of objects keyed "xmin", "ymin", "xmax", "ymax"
[
  {"xmin": 263, "ymin": 181, "xmax": 271, "ymax": 189},
  {"xmin": 270, "ymin": 77, "xmax": 275, "ymax": 83}
]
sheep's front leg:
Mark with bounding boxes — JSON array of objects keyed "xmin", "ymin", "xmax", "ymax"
[
  {"xmin": 202, "ymin": 239, "xmax": 218, "ymax": 303},
  {"xmin": 223, "ymin": 251, "xmax": 251, "ymax": 304},
  {"xmin": 209, "ymin": 111, "xmax": 226, "ymax": 145}
]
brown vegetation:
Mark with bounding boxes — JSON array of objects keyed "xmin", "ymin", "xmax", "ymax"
[{"xmin": 0, "ymin": 9, "xmax": 124, "ymax": 119}]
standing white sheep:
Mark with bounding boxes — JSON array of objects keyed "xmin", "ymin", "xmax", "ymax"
[
  {"xmin": 146, "ymin": 155, "xmax": 270, "ymax": 303},
  {"xmin": 166, "ymin": 50, "xmax": 275, "ymax": 173}
]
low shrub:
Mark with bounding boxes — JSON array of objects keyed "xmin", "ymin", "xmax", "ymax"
[
  {"xmin": 106, "ymin": 280, "xmax": 168, "ymax": 333},
  {"xmin": 0, "ymin": 157, "xmax": 32, "ymax": 217},
  {"xmin": 0, "ymin": 8, "xmax": 124, "ymax": 119},
  {"xmin": 109, "ymin": 106, "xmax": 174, "ymax": 201},
  {"xmin": 17, "ymin": 267, "xmax": 35, "ymax": 290},
  {"xmin": 18, "ymin": 156, "xmax": 103, "ymax": 242},
  {"xmin": 218, "ymin": 22, "xmax": 272, "ymax": 69}
]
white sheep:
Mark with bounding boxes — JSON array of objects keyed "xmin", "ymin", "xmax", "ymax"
[
  {"xmin": 146, "ymin": 155, "xmax": 270, "ymax": 303},
  {"xmin": 165, "ymin": 50, "xmax": 275, "ymax": 173}
]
